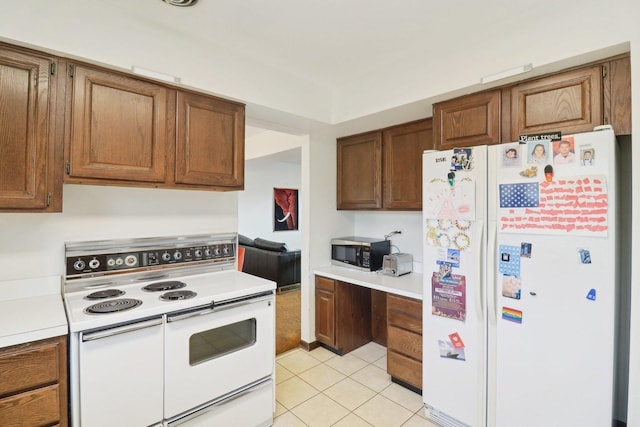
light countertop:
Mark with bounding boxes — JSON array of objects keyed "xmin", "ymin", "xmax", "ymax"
[
  {"xmin": 313, "ymin": 265, "xmax": 423, "ymax": 300},
  {"xmin": 0, "ymin": 276, "xmax": 68, "ymax": 349}
]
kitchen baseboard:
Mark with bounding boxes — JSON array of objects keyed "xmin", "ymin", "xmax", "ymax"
[{"xmin": 299, "ymin": 340, "xmax": 320, "ymax": 352}]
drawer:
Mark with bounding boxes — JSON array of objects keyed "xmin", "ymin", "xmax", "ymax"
[
  {"xmin": 0, "ymin": 383, "xmax": 61, "ymax": 426},
  {"xmin": 0, "ymin": 339, "xmax": 61, "ymax": 397},
  {"xmin": 387, "ymin": 350, "xmax": 422, "ymax": 390},
  {"xmin": 315, "ymin": 275, "xmax": 335, "ymax": 292},
  {"xmin": 387, "ymin": 294, "xmax": 422, "ymax": 334},
  {"xmin": 387, "ymin": 325, "xmax": 422, "ymax": 360}
]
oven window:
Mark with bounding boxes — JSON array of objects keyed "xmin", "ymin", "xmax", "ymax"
[{"xmin": 189, "ymin": 318, "xmax": 257, "ymax": 365}]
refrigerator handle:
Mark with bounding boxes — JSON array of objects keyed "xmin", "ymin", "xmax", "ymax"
[
  {"xmin": 487, "ymin": 220, "xmax": 498, "ymax": 325},
  {"xmin": 475, "ymin": 221, "xmax": 485, "ymax": 321}
]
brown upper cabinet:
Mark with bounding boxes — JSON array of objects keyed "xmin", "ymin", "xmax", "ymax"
[
  {"xmin": 433, "ymin": 90, "xmax": 502, "ymax": 150},
  {"xmin": 175, "ymin": 91, "xmax": 244, "ymax": 188},
  {"xmin": 509, "ymin": 65, "xmax": 603, "ymax": 140},
  {"xmin": 64, "ymin": 62, "xmax": 244, "ymax": 190},
  {"xmin": 383, "ymin": 119, "xmax": 433, "ymax": 210},
  {"xmin": 337, "ymin": 118, "xmax": 433, "ymax": 210},
  {"xmin": 65, "ymin": 64, "xmax": 173, "ymax": 185},
  {"xmin": 603, "ymin": 56, "xmax": 632, "ymax": 136},
  {"xmin": 337, "ymin": 131, "xmax": 383, "ymax": 209},
  {"xmin": 434, "ymin": 55, "xmax": 631, "ymax": 149},
  {"xmin": 0, "ymin": 44, "xmax": 64, "ymax": 212}
]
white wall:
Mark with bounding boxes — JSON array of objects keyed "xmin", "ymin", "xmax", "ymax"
[
  {"xmin": 353, "ymin": 211, "xmax": 423, "ymax": 273},
  {"xmin": 238, "ymin": 156, "xmax": 302, "ymax": 250},
  {"xmin": 0, "ymin": 185, "xmax": 238, "ymax": 281}
]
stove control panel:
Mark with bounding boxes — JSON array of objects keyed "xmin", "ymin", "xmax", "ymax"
[{"xmin": 65, "ymin": 235, "xmax": 237, "ymax": 277}]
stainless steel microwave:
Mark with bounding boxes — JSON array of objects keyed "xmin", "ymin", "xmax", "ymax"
[{"xmin": 330, "ymin": 237, "xmax": 390, "ymax": 272}]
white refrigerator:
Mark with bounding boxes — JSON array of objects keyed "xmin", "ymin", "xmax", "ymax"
[{"xmin": 421, "ymin": 128, "xmax": 618, "ymax": 427}]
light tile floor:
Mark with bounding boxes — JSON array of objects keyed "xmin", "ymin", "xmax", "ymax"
[{"xmin": 274, "ymin": 342, "xmax": 440, "ymax": 427}]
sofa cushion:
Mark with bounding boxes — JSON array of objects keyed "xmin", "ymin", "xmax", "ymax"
[
  {"xmin": 254, "ymin": 238, "xmax": 288, "ymax": 252},
  {"xmin": 238, "ymin": 234, "xmax": 255, "ymax": 247}
]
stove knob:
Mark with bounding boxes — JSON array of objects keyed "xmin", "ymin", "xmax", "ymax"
[
  {"xmin": 222, "ymin": 246, "xmax": 230, "ymax": 255},
  {"xmin": 213, "ymin": 247, "xmax": 221, "ymax": 256},
  {"xmin": 73, "ymin": 259, "xmax": 86, "ymax": 271},
  {"xmin": 194, "ymin": 249, "xmax": 203, "ymax": 258},
  {"xmin": 125, "ymin": 255, "xmax": 137, "ymax": 267},
  {"xmin": 161, "ymin": 252, "xmax": 171, "ymax": 262},
  {"xmin": 204, "ymin": 248, "xmax": 212, "ymax": 257},
  {"xmin": 89, "ymin": 259, "xmax": 100, "ymax": 269},
  {"xmin": 173, "ymin": 251, "xmax": 182, "ymax": 261}
]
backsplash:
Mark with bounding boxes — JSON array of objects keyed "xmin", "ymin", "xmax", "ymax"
[{"xmin": 0, "ymin": 185, "xmax": 239, "ymax": 281}]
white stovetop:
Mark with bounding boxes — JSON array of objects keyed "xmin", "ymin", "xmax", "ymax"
[
  {"xmin": 0, "ymin": 276, "xmax": 68, "ymax": 349},
  {"xmin": 64, "ymin": 270, "xmax": 276, "ymax": 333},
  {"xmin": 313, "ymin": 265, "xmax": 423, "ymax": 300}
]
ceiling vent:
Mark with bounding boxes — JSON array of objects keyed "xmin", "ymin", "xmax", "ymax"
[{"xmin": 162, "ymin": 0, "xmax": 198, "ymax": 7}]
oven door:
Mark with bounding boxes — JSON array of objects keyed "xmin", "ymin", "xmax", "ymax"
[
  {"xmin": 164, "ymin": 291, "xmax": 275, "ymax": 419},
  {"xmin": 78, "ymin": 316, "xmax": 164, "ymax": 427}
]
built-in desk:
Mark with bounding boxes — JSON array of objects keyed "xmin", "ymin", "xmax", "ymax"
[
  {"xmin": 313, "ymin": 266, "xmax": 423, "ymax": 391},
  {"xmin": 313, "ymin": 265, "xmax": 422, "ymax": 301}
]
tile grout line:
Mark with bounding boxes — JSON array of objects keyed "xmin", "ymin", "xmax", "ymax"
[{"xmin": 275, "ymin": 344, "xmax": 427, "ymax": 426}]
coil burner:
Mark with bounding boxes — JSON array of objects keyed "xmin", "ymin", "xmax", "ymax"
[
  {"xmin": 143, "ymin": 281, "xmax": 187, "ymax": 292},
  {"xmin": 160, "ymin": 290, "xmax": 198, "ymax": 301},
  {"xmin": 85, "ymin": 298, "xmax": 142, "ymax": 314},
  {"xmin": 85, "ymin": 289, "xmax": 125, "ymax": 300}
]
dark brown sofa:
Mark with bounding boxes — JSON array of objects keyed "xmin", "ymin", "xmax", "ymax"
[{"xmin": 239, "ymin": 235, "xmax": 301, "ymax": 288}]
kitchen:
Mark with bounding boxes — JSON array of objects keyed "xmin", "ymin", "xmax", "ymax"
[{"xmin": 1, "ymin": 1, "xmax": 640, "ymax": 426}]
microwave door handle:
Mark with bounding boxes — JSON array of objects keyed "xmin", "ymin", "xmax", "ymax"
[{"xmin": 81, "ymin": 317, "xmax": 163, "ymax": 342}]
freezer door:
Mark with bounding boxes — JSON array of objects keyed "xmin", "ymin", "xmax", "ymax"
[{"xmin": 422, "ymin": 146, "xmax": 488, "ymax": 427}]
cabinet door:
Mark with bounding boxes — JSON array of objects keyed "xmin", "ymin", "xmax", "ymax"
[
  {"xmin": 175, "ymin": 91, "xmax": 244, "ymax": 188},
  {"xmin": 383, "ymin": 118, "xmax": 433, "ymax": 210},
  {"xmin": 0, "ymin": 46, "xmax": 62, "ymax": 211},
  {"xmin": 315, "ymin": 288, "xmax": 336, "ymax": 347},
  {"xmin": 510, "ymin": 66, "xmax": 602, "ymax": 140},
  {"xmin": 433, "ymin": 90, "xmax": 501, "ymax": 150},
  {"xmin": 603, "ymin": 56, "xmax": 631, "ymax": 135},
  {"xmin": 66, "ymin": 64, "xmax": 172, "ymax": 184},
  {"xmin": 335, "ymin": 281, "xmax": 372, "ymax": 354},
  {"xmin": 337, "ymin": 132, "xmax": 382, "ymax": 209}
]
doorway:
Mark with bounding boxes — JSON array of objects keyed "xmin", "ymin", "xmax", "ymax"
[{"xmin": 238, "ymin": 126, "xmax": 304, "ymax": 355}]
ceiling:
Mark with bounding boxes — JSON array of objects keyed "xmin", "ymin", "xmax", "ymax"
[
  {"xmin": 97, "ymin": 0, "xmax": 441, "ymax": 89},
  {"xmin": 94, "ymin": 0, "xmax": 547, "ymax": 92}
]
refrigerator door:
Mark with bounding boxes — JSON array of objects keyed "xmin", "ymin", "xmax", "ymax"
[
  {"xmin": 422, "ymin": 146, "xmax": 487, "ymax": 427},
  {"xmin": 488, "ymin": 130, "xmax": 616, "ymax": 427}
]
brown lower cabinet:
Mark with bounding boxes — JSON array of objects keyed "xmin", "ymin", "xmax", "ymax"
[
  {"xmin": 387, "ymin": 294, "xmax": 422, "ymax": 391},
  {"xmin": 315, "ymin": 276, "xmax": 372, "ymax": 355},
  {"xmin": 0, "ymin": 335, "xmax": 68, "ymax": 427},
  {"xmin": 315, "ymin": 275, "xmax": 423, "ymax": 392}
]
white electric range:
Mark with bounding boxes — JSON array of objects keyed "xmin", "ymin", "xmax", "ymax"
[{"xmin": 63, "ymin": 233, "xmax": 276, "ymax": 427}]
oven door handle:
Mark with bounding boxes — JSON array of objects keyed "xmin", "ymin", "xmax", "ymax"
[
  {"xmin": 166, "ymin": 292, "xmax": 273, "ymax": 323},
  {"xmin": 81, "ymin": 317, "xmax": 163, "ymax": 342}
]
